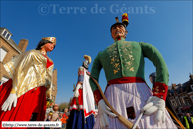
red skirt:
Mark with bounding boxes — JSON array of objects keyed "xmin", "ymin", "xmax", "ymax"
[
  {"xmin": 70, "ymin": 89, "xmax": 83, "ymax": 110},
  {"xmin": 0, "ymin": 79, "xmax": 47, "ymax": 128}
]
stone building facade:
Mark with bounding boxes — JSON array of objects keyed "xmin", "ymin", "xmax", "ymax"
[
  {"xmin": 167, "ymin": 74, "xmax": 193, "ymax": 114},
  {"xmin": 51, "ymin": 69, "xmax": 58, "ymax": 105},
  {"xmin": 0, "ymin": 28, "xmax": 28, "ymax": 84}
]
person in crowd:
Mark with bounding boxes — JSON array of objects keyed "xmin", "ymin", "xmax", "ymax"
[
  {"xmin": 58, "ymin": 113, "xmax": 62, "ymax": 120},
  {"xmin": 182, "ymin": 112, "xmax": 193, "ymax": 129},
  {"xmin": 51, "ymin": 104, "xmax": 59, "ymax": 121},
  {"xmin": 45, "ymin": 114, "xmax": 51, "ymax": 129},
  {"xmin": 46, "ymin": 114, "xmax": 51, "ymax": 121},
  {"xmin": 44, "ymin": 114, "xmax": 48, "ymax": 121},
  {"xmin": 61, "ymin": 109, "xmax": 69, "ymax": 129}
]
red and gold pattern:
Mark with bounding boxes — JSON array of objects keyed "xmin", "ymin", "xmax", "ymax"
[
  {"xmin": 93, "ymin": 89, "xmax": 103, "ymax": 104},
  {"xmin": 42, "ymin": 37, "xmax": 56, "ymax": 45},
  {"xmin": 40, "ymin": 50, "xmax": 53, "ymax": 68},
  {"xmin": 152, "ymin": 82, "xmax": 168, "ymax": 101},
  {"xmin": 78, "ymin": 67, "xmax": 84, "ymax": 76},
  {"xmin": 121, "ymin": 13, "xmax": 129, "ymax": 26}
]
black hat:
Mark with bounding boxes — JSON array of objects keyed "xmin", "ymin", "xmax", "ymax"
[
  {"xmin": 149, "ymin": 72, "xmax": 156, "ymax": 78},
  {"xmin": 110, "ymin": 13, "xmax": 129, "ymax": 31}
]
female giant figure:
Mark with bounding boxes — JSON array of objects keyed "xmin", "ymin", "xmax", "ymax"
[{"xmin": 0, "ymin": 37, "xmax": 56, "ymax": 125}]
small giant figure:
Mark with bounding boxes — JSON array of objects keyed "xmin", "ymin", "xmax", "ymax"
[{"xmin": 67, "ymin": 55, "xmax": 96, "ymax": 129}]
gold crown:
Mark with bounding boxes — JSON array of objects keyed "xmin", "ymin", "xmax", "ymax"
[{"xmin": 42, "ymin": 37, "xmax": 56, "ymax": 45}]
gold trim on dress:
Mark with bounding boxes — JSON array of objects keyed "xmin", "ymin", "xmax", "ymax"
[{"xmin": 3, "ymin": 50, "xmax": 54, "ymax": 98}]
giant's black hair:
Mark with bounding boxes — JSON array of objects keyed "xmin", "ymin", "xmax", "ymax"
[{"xmin": 35, "ymin": 39, "xmax": 54, "ymax": 50}]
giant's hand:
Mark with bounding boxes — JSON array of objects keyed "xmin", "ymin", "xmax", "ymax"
[
  {"xmin": 98, "ymin": 99, "xmax": 117, "ymax": 128},
  {"xmin": 74, "ymin": 90, "xmax": 79, "ymax": 97},
  {"xmin": 1, "ymin": 93, "xmax": 17, "ymax": 111},
  {"xmin": 73, "ymin": 84, "xmax": 82, "ymax": 97},
  {"xmin": 141, "ymin": 96, "xmax": 165, "ymax": 123}
]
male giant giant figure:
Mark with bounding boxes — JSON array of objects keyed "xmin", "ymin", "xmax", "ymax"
[
  {"xmin": 67, "ymin": 55, "xmax": 96, "ymax": 129},
  {"xmin": 89, "ymin": 13, "xmax": 177, "ymax": 128}
]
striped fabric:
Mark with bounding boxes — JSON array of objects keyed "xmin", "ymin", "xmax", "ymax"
[{"xmin": 94, "ymin": 82, "xmax": 177, "ymax": 129}]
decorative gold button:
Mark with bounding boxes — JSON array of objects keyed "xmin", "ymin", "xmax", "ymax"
[{"xmin": 163, "ymin": 90, "xmax": 165, "ymax": 92}]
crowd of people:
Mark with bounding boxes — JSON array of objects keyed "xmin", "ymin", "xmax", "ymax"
[
  {"xmin": 43, "ymin": 107, "xmax": 193, "ymax": 129},
  {"xmin": 44, "ymin": 107, "xmax": 98, "ymax": 129},
  {"xmin": 44, "ymin": 108, "xmax": 70, "ymax": 129},
  {"xmin": 179, "ymin": 112, "xmax": 193, "ymax": 129},
  {"xmin": 43, "ymin": 106, "xmax": 193, "ymax": 129}
]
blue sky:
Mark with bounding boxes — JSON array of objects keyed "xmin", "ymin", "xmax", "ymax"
[{"xmin": 1, "ymin": 1, "xmax": 192, "ymax": 104}]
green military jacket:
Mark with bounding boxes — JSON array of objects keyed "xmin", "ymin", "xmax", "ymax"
[{"xmin": 89, "ymin": 37, "xmax": 168, "ymax": 92}]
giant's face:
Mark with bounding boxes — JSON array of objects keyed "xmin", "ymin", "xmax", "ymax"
[
  {"xmin": 149, "ymin": 77, "xmax": 153, "ymax": 84},
  {"xmin": 111, "ymin": 24, "xmax": 127, "ymax": 40},
  {"xmin": 186, "ymin": 113, "xmax": 190, "ymax": 117},
  {"xmin": 43, "ymin": 42, "xmax": 55, "ymax": 52},
  {"xmin": 65, "ymin": 108, "xmax": 68, "ymax": 113}
]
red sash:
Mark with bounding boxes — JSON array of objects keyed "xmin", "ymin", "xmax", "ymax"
[{"xmin": 105, "ymin": 77, "xmax": 146, "ymax": 93}]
